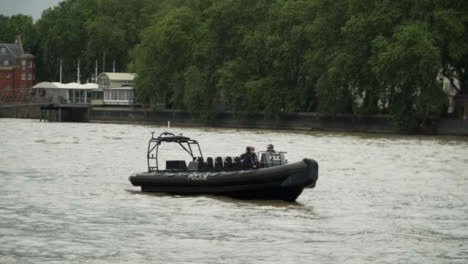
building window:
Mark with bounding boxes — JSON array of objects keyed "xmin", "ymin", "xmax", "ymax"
[
  {"xmin": 27, "ymin": 73, "xmax": 32, "ymax": 80},
  {"xmin": 98, "ymin": 76, "xmax": 110, "ymax": 88},
  {"xmin": 22, "ymin": 60, "xmax": 26, "ymax": 70},
  {"xmin": 6, "ymin": 72, "xmax": 10, "ymax": 79},
  {"xmin": 29, "ymin": 61, "xmax": 33, "ymax": 68},
  {"xmin": 3, "ymin": 60, "xmax": 9, "ymax": 66},
  {"xmin": 21, "ymin": 73, "xmax": 26, "ymax": 80},
  {"xmin": 0, "ymin": 47, "xmax": 5, "ymax": 54}
]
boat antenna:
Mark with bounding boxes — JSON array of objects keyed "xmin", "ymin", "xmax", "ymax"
[{"xmin": 151, "ymin": 132, "xmax": 154, "ymax": 139}]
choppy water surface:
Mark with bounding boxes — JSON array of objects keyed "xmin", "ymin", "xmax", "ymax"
[{"xmin": 1, "ymin": 118, "xmax": 467, "ymax": 263}]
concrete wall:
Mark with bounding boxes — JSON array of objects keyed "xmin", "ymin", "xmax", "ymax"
[
  {"xmin": 89, "ymin": 107, "xmax": 468, "ymax": 136},
  {"xmin": 437, "ymin": 118, "xmax": 468, "ymax": 136},
  {"xmin": 2, "ymin": 105, "xmax": 467, "ymax": 136},
  {"xmin": 0, "ymin": 105, "xmax": 89, "ymax": 122},
  {"xmin": 0, "ymin": 105, "xmax": 40, "ymax": 119}
]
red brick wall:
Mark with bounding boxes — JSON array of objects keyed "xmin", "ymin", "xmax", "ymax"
[
  {"xmin": 14, "ymin": 57, "xmax": 35, "ymax": 89},
  {"xmin": 0, "ymin": 58, "xmax": 36, "ymax": 96},
  {"xmin": 0, "ymin": 57, "xmax": 35, "ymax": 93},
  {"xmin": 0, "ymin": 68, "xmax": 15, "ymax": 91}
]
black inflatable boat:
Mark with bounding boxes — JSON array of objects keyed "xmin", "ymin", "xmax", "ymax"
[{"xmin": 129, "ymin": 132, "xmax": 319, "ymax": 202}]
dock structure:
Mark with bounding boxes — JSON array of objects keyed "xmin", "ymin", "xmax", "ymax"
[
  {"xmin": 32, "ymin": 82, "xmax": 97, "ymax": 122},
  {"xmin": 39, "ymin": 103, "xmax": 89, "ymax": 122}
]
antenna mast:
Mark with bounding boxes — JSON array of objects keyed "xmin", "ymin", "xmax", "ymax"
[
  {"xmin": 95, "ymin": 60, "xmax": 98, "ymax": 83},
  {"xmin": 77, "ymin": 59, "xmax": 81, "ymax": 83},
  {"xmin": 59, "ymin": 59, "xmax": 62, "ymax": 83}
]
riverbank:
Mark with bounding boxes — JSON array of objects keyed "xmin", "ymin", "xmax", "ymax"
[
  {"xmin": 1, "ymin": 105, "xmax": 468, "ymax": 136},
  {"xmin": 89, "ymin": 107, "xmax": 468, "ymax": 136}
]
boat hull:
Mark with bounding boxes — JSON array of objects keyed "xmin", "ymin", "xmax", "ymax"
[{"xmin": 129, "ymin": 158, "xmax": 318, "ymax": 202}]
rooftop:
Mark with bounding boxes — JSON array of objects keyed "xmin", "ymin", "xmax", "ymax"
[
  {"xmin": 98, "ymin": 72, "xmax": 136, "ymax": 81},
  {"xmin": 0, "ymin": 36, "xmax": 26, "ymax": 65},
  {"xmin": 32, "ymin": 82, "xmax": 98, "ymax": 90}
]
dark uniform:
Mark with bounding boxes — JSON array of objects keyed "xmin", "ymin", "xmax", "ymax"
[
  {"xmin": 242, "ymin": 153, "xmax": 258, "ymax": 169},
  {"xmin": 241, "ymin": 146, "xmax": 258, "ymax": 169}
]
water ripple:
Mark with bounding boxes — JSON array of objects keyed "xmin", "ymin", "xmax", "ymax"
[{"xmin": 0, "ymin": 118, "xmax": 467, "ymax": 263}]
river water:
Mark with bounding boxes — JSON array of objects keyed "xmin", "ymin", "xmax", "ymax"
[{"xmin": 0, "ymin": 118, "xmax": 467, "ymax": 263}]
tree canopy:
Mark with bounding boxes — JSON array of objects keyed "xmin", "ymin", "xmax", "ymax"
[{"xmin": 1, "ymin": 0, "xmax": 467, "ymax": 130}]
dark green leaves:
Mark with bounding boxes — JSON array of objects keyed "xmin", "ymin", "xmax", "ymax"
[{"xmin": 10, "ymin": 0, "xmax": 467, "ymax": 130}]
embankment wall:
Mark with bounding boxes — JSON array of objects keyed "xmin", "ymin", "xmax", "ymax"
[
  {"xmin": 89, "ymin": 107, "xmax": 468, "ymax": 136},
  {"xmin": 2, "ymin": 105, "xmax": 467, "ymax": 136}
]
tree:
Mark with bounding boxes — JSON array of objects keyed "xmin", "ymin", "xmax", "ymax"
[
  {"xmin": 183, "ymin": 66, "xmax": 213, "ymax": 121},
  {"xmin": 25, "ymin": 0, "xmax": 467, "ymax": 130},
  {"xmin": 371, "ymin": 23, "xmax": 445, "ymax": 130},
  {"xmin": 0, "ymin": 14, "xmax": 37, "ymax": 52}
]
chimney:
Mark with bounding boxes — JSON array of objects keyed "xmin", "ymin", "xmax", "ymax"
[{"xmin": 15, "ymin": 35, "xmax": 24, "ymax": 54}]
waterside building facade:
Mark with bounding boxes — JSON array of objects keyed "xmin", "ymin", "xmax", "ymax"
[
  {"xmin": 0, "ymin": 36, "xmax": 35, "ymax": 93},
  {"xmin": 92, "ymin": 72, "xmax": 136, "ymax": 105}
]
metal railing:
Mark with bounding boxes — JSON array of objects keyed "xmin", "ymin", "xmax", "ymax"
[{"xmin": 0, "ymin": 89, "xmax": 52, "ymax": 106}]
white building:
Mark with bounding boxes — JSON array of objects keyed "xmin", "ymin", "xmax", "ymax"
[
  {"xmin": 92, "ymin": 72, "xmax": 136, "ymax": 105},
  {"xmin": 32, "ymin": 82, "xmax": 98, "ymax": 104}
]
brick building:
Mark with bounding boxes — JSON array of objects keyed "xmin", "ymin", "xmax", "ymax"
[{"xmin": 0, "ymin": 36, "xmax": 35, "ymax": 94}]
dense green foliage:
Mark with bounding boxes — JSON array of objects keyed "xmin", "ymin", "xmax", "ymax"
[
  {"xmin": 0, "ymin": 14, "xmax": 36, "ymax": 52},
  {"xmin": 1, "ymin": 0, "xmax": 467, "ymax": 130}
]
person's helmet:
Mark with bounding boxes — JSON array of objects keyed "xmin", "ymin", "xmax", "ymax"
[{"xmin": 267, "ymin": 144, "xmax": 274, "ymax": 149}]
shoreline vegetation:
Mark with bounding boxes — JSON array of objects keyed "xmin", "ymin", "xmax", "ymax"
[{"xmin": 1, "ymin": 0, "xmax": 467, "ymax": 132}]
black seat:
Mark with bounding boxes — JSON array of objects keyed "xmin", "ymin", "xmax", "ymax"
[
  {"xmin": 205, "ymin": 157, "xmax": 214, "ymax": 170},
  {"xmin": 196, "ymin": 157, "xmax": 205, "ymax": 171},
  {"xmin": 215, "ymin": 157, "xmax": 223, "ymax": 171},
  {"xmin": 224, "ymin": 157, "xmax": 233, "ymax": 170},
  {"xmin": 234, "ymin": 157, "xmax": 242, "ymax": 169}
]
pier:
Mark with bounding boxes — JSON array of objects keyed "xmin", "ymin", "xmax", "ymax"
[
  {"xmin": 40, "ymin": 103, "xmax": 89, "ymax": 122},
  {"xmin": 0, "ymin": 87, "xmax": 90, "ymax": 122}
]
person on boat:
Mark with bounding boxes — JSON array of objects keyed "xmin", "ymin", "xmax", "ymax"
[
  {"xmin": 266, "ymin": 144, "xmax": 275, "ymax": 152},
  {"xmin": 240, "ymin": 146, "xmax": 251, "ymax": 160},
  {"xmin": 242, "ymin": 146, "xmax": 258, "ymax": 169}
]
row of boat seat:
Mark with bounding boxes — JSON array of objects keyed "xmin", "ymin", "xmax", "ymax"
[{"xmin": 195, "ymin": 156, "xmax": 243, "ymax": 171}]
